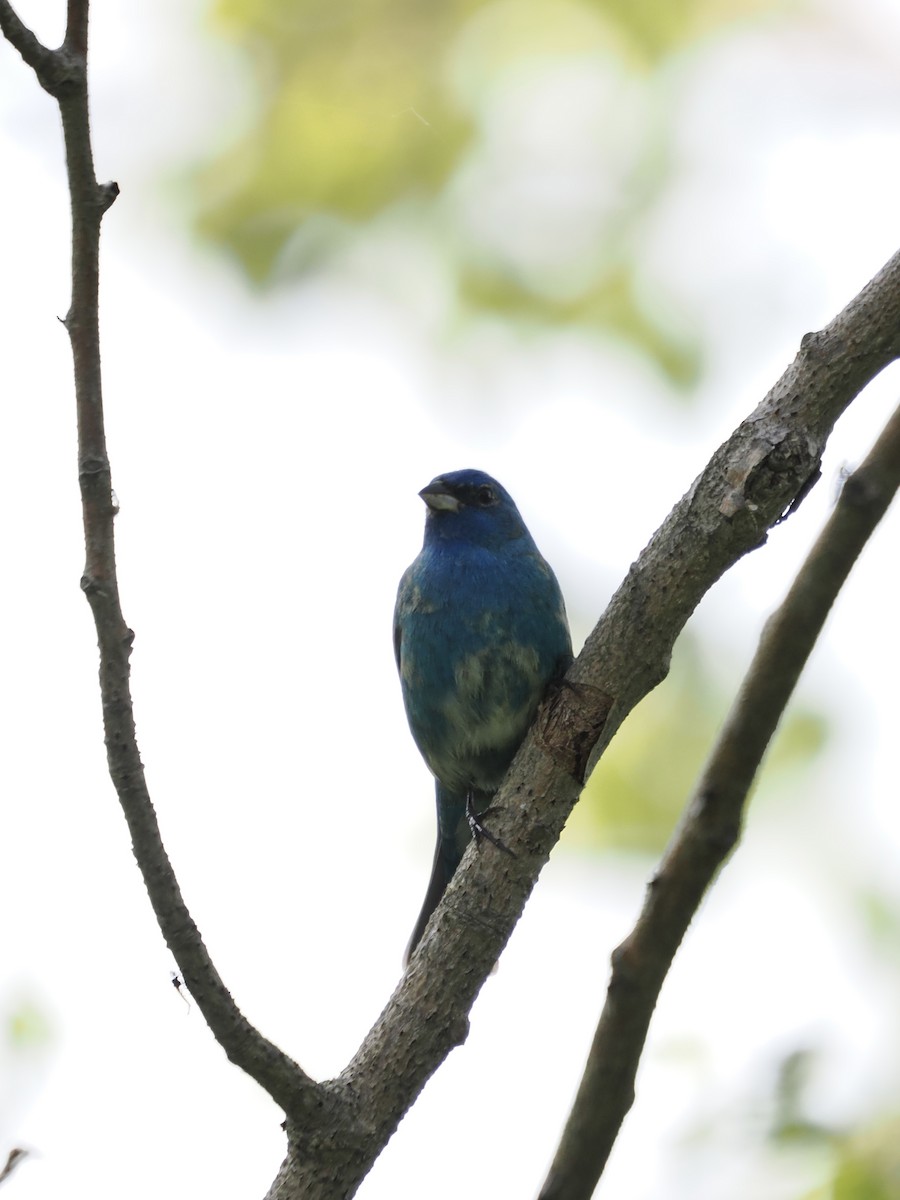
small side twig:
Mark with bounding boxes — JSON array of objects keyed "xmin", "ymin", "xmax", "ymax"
[
  {"xmin": 539, "ymin": 401, "xmax": 900, "ymax": 1200},
  {"xmin": 0, "ymin": 1, "xmax": 56, "ymax": 74},
  {"xmin": 0, "ymin": 1148, "xmax": 28, "ymax": 1188}
]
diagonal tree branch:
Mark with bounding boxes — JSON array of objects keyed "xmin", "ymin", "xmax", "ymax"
[
  {"xmin": 539, "ymin": 400, "xmax": 900, "ymax": 1200},
  {"xmin": 264, "ymin": 256, "xmax": 900, "ymax": 1197},
  {"xmin": 0, "ymin": 1148, "xmax": 28, "ymax": 1189},
  {"xmin": 0, "ymin": 0, "xmax": 57, "ymax": 75},
  {"xmin": 1, "ymin": 0, "xmax": 319, "ymax": 1120},
  {"xmin": 0, "ymin": 0, "xmax": 84, "ymax": 95}
]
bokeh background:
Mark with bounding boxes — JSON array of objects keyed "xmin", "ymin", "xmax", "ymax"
[{"xmin": 2, "ymin": 0, "xmax": 899, "ymax": 1197}]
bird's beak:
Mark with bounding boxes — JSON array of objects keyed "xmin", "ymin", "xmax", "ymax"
[{"xmin": 419, "ymin": 481, "xmax": 460, "ymax": 513}]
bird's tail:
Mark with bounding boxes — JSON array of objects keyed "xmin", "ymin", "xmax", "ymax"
[{"xmin": 403, "ymin": 785, "xmax": 484, "ymax": 966}]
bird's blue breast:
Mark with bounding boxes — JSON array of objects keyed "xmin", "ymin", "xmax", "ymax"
[{"xmin": 395, "ymin": 538, "xmax": 570, "ymax": 793}]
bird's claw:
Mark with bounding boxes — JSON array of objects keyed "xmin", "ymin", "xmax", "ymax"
[{"xmin": 465, "ymin": 794, "xmax": 517, "ymax": 858}]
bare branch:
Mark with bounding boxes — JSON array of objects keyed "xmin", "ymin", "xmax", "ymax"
[
  {"xmin": 65, "ymin": 0, "xmax": 88, "ymax": 56},
  {"xmin": 539, "ymin": 401, "xmax": 900, "ymax": 1200},
  {"xmin": 0, "ymin": 1, "xmax": 83, "ymax": 96},
  {"xmin": 571, "ymin": 248, "xmax": 900, "ymax": 760},
  {"xmin": 2, "ymin": 2, "xmax": 318, "ymax": 1118},
  {"xmin": 0, "ymin": 1, "xmax": 53, "ymax": 71},
  {"xmin": 0, "ymin": 1148, "xmax": 28, "ymax": 1188},
  {"xmin": 264, "ymin": 251, "xmax": 900, "ymax": 1196}
]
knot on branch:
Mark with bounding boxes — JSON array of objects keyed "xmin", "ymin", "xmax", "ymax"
[
  {"xmin": 78, "ymin": 455, "xmax": 110, "ymax": 480},
  {"xmin": 536, "ymin": 680, "xmax": 613, "ymax": 784},
  {"xmin": 800, "ymin": 328, "xmax": 830, "ymax": 360},
  {"xmin": 719, "ymin": 431, "xmax": 820, "ymax": 523},
  {"xmin": 608, "ymin": 937, "xmax": 642, "ymax": 994},
  {"xmin": 841, "ymin": 468, "xmax": 883, "ymax": 511},
  {"xmin": 36, "ymin": 46, "xmax": 85, "ymax": 98},
  {"xmin": 98, "ymin": 181, "xmax": 120, "ymax": 214},
  {"xmin": 80, "ymin": 573, "xmax": 103, "ymax": 596},
  {"xmin": 688, "ymin": 787, "xmax": 742, "ymax": 858}
]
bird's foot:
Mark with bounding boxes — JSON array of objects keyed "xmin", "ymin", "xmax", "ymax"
[{"xmin": 465, "ymin": 794, "xmax": 517, "ymax": 858}]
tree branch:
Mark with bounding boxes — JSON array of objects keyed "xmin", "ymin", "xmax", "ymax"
[
  {"xmin": 0, "ymin": 0, "xmax": 84, "ymax": 95},
  {"xmin": 1, "ymin": 2, "xmax": 319, "ymax": 1120},
  {"xmin": 65, "ymin": 0, "xmax": 88, "ymax": 57},
  {"xmin": 0, "ymin": 1, "xmax": 55, "ymax": 73},
  {"xmin": 539, "ymin": 400, "xmax": 900, "ymax": 1200},
  {"xmin": 264, "ymin": 254, "xmax": 900, "ymax": 1197}
]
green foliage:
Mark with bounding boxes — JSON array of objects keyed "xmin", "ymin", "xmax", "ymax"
[
  {"xmin": 197, "ymin": 0, "xmax": 474, "ymax": 277},
  {"xmin": 568, "ymin": 634, "xmax": 828, "ymax": 854},
  {"xmin": 855, "ymin": 888, "xmax": 900, "ymax": 963},
  {"xmin": 460, "ymin": 263, "xmax": 701, "ymax": 385},
  {"xmin": 800, "ymin": 1120, "xmax": 900, "ymax": 1200},
  {"xmin": 595, "ymin": 0, "xmax": 777, "ymax": 63},
  {"xmin": 5, "ymin": 997, "xmax": 52, "ymax": 1050},
  {"xmin": 191, "ymin": 0, "xmax": 783, "ymax": 380}
]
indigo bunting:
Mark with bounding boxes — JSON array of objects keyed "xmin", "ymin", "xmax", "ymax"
[{"xmin": 394, "ymin": 469, "xmax": 572, "ymax": 963}]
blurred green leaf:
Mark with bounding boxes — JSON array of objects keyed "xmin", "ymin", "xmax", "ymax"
[
  {"xmin": 851, "ymin": 888, "xmax": 900, "ymax": 969},
  {"xmin": 827, "ymin": 1120, "xmax": 900, "ymax": 1200},
  {"xmin": 568, "ymin": 634, "xmax": 828, "ymax": 855},
  {"xmin": 460, "ymin": 261, "xmax": 702, "ymax": 385},
  {"xmin": 771, "ymin": 1047, "xmax": 835, "ymax": 1146},
  {"xmin": 767, "ymin": 708, "xmax": 828, "ymax": 769},
  {"xmin": 588, "ymin": 0, "xmax": 780, "ymax": 64},
  {"xmin": 197, "ymin": 0, "xmax": 476, "ymax": 280},
  {"xmin": 5, "ymin": 997, "xmax": 53, "ymax": 1051},
  {"xmin": 190, "ymin": 0, "xmax": 784, "ymax": 378}
]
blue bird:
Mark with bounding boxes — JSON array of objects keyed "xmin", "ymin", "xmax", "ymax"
[{"xmin": 394, "ymin": 469, "xmax": 572, "ymax": 963}]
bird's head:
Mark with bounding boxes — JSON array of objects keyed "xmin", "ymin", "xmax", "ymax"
[{"xmin": 418, "ymin": 469, "xmax": 530, "ymax": 548}]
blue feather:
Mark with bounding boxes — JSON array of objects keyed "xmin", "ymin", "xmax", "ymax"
[{"xmin": 394, "ymin": 469, "xmax": 572, "ymax": 963}]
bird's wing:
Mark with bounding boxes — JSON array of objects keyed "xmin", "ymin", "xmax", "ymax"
[{"xmin": 393, "ymin": 617, "xmax": 402, "ymax": 674}]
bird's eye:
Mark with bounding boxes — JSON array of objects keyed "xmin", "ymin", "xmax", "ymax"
[{"xmin": 476, "ymin": 485, "xmax": 496, "ymax": 506}]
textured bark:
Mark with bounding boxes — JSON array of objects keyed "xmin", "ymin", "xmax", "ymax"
[{"xmin": 540, "ymin": 401, "xmax": 900, "ymax": 1200}]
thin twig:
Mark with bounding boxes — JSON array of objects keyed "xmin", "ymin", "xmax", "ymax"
[
  {"xmin": 539, "ymin": 402, "xmax": 900, "ymax": 1200},
  {"xmin": 0, "ymin": 1, "xmax": 55, "ymax": 72},
  {"xmin": 1, "ymin": 2, "xmax": 315, "ymax": 1118},
  {"xmin": 0, "ymin": 0, "xmax": 82, "ymax": 94},
  {"xmin": 0, "ymin": 1148, "xmax": 28, "ymax": 1188},
  {"xmin": 65, "ymin": 0, "xmax": 88, "ymax": 55}
]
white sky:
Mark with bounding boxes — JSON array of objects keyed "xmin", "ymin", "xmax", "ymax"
[{"xmin": 1, "ymin": 1, "xmax": 899, "ymax": 1198}]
